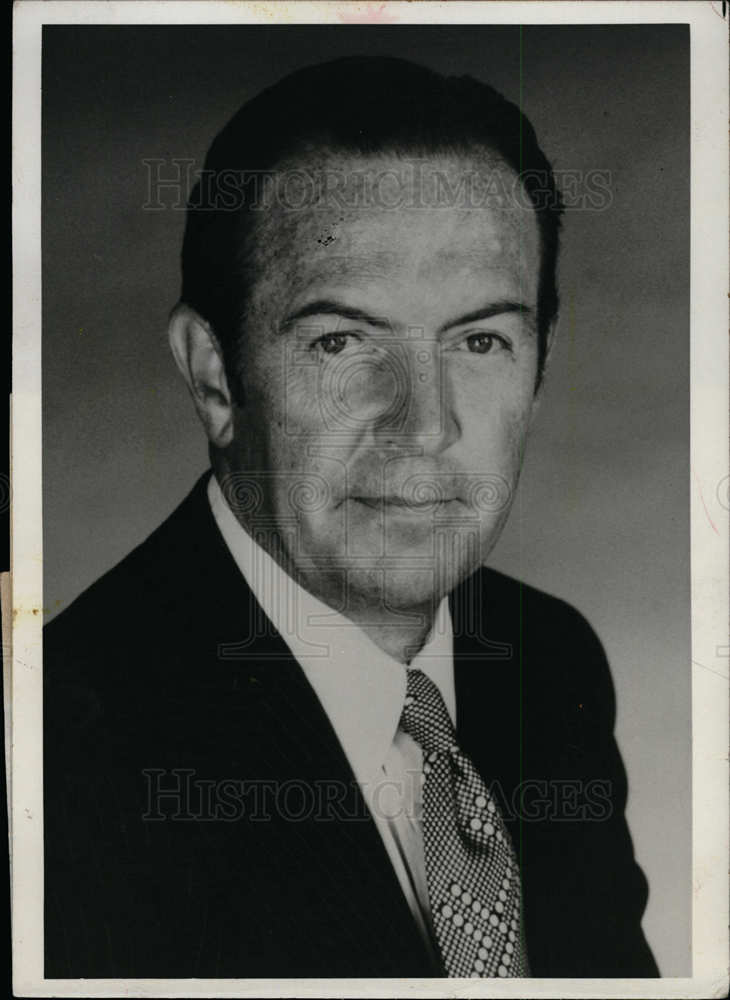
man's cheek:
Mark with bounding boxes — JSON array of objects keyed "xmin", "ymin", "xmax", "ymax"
[
  {"xmin": 296, "ymin": 506, "xmax": 349, "ymax": 565},
  {"xmin": 482, "ymin": 394, "xmax": 535, "ymax": 464},
  {"xmin": 271, "ymin": 453, "xmax": 344, "ymax": 522},
  {"xmin": 278, "ymin": 375, "xmax": 333, "ymax": 436}
]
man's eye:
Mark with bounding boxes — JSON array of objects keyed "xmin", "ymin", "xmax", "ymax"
[
  {"xmin": 465, "ymin": 332, "xmax": 508, "ymax": 355},
  {"xmin": 313, "ymin": 332, "xmax": 357, "ymax": 355}
]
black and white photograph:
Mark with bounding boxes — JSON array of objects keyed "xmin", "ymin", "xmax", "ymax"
[{"xmin": 9, "ymin": 1, "xmax": 729, "ymax": 997}]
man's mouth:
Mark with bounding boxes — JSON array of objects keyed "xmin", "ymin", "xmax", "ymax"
[{"xmin": 350, "ymin": 495, "xmax": 458, "ymax": 512}]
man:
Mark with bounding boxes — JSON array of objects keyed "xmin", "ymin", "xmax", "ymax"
[{"xmin": 44, "ymin": 56, "xmax": 659, "ymax": 978}]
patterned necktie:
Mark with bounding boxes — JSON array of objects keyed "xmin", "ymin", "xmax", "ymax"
[{"xmin": 400, "ymin": 668, "xmax": 530, "ymax": 978}]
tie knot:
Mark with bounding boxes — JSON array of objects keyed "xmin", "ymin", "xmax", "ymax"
[{"xmin": 400, "ymin": 668, "xmax": 457, "ymax": 756}]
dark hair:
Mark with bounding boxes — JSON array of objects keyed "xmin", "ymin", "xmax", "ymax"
[{"xmin": 181, "ymin": 56, "xmax": 563, "ymax": 395}]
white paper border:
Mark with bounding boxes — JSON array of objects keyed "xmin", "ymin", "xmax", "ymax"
[{"xmin": 11, "ymin": 2, "xmax": 729, "ymax": 997}]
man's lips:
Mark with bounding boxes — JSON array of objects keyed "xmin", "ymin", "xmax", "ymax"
[{"xmin": 349, "ymin": 495, "xmax": 459, "ymax": 511}]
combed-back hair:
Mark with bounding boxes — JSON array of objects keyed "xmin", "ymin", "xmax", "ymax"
[{"xmin": 181, "ymin": 55, "xmax": 563, "ymax": 394}]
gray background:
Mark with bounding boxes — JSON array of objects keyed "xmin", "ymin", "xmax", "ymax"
[{"xmin": 42, "ymin": 24, "xmax": 690, "ymax": 975}]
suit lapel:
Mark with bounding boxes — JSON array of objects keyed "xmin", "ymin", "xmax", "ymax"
[
  {"xmin": 166, "ymin": 476, "xmax": 437, "ymax": 974},
  {"xmin": 451, "ymin": 569, "xmax": 525, "ymax": 819}
]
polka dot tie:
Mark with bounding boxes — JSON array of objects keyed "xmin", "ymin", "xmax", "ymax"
[{"xmin": 400, "ymin": 668, "xmax": 530, "ymax": 978}]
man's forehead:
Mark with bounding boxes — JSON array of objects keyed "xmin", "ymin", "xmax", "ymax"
[
  {"xmin": 254, "ymin": 167, "xmax": 534, "ymax": 258},
  {"xmin": 276, "ymin": 248, "xmax": 533, "ymax": 301},
  {"xmin": 281, "ymin": 244, "xmax": 523, "ymax": 282},
  {"xmin": 242, "ymin": 150, "xmax": 540, "ymax": 324}
]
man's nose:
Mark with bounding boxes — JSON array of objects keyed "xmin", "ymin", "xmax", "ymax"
[{"xmin": 372, "ymin": 343, "xmax": 460, "ymax": 453}]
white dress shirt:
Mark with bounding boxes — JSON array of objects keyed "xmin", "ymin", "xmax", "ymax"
[{"xmin": 208, "ymin": 473, "xmax": 456, "ymax": 951}]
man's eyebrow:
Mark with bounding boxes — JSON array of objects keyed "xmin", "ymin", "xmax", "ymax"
[
  {"xmin": 279, "ymin": 298, "xmax": 532, "ymax": 335},
  {"xmin": 279, "ymin": 300, "xmax": 393, "ymax": 332},
  {"xmin": 438, "ymin": 301, "xmax": 532, "ymax": 334}
]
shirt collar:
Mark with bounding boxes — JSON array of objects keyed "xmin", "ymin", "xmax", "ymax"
[{"xmin": 208, "ymin": 472, "xmax": 455, "ymax": 786}]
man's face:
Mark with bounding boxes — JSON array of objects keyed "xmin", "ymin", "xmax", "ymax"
[{"xmin": 222, "ymin": 152, "xmax": 542, "ymax": 613}]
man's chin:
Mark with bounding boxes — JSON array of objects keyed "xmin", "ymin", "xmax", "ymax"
[
  {"xmin": 294, "ymin": 513, "xmax": 495, "ymax": 610},
  {"xmin": 341, "ymin": 563, "xmax": 465, "ymax": 616}
]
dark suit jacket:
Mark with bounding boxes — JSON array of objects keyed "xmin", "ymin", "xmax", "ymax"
[{"xmin": 44, "ymin": 473, "xmax": 659, "ymax": 978}]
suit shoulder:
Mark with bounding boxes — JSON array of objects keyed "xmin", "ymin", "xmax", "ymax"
[
  {"xmin": 480, "ymin": 566, "xmax": 601, "ymax": 638},
  {"xmin": 477, "ymin": 566, "xmax": 615, "ymax": 709},
  {"xmin": 44, "ymin": 474, "xmax": 212, "ymax": 658},
  {"xmin": 43, "ymin": 475, "xmax": 218, "ymax": 745},
  {"xmin": 45, "ymin": 518, "xmax": 167, "ymax": 649}
]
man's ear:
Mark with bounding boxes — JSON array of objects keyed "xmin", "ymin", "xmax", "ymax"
[
  {"xmin": 529, "ymin": 317, "xmax": 559, "ymax": 427},
  {"xmin": 531, "ymin": 317, "xmax": 559, "ymax": 415},
  {"xmin": 168, "ymin": 303, "xmax": 235, "ymax": 449}
]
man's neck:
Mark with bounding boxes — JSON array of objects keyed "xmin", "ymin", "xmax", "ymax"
[
  {"xmin": 317, "ymin": 593, "xmax": 438, "ymax": 665},
  {"xmin": 356, "ymin": 618, "xmax": 437, "ymax": 665}
]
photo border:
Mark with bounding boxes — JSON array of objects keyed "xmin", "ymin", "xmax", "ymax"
[{"xmin": 11, "ymin": 2, "xmax": 729, "ymax": 997}]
